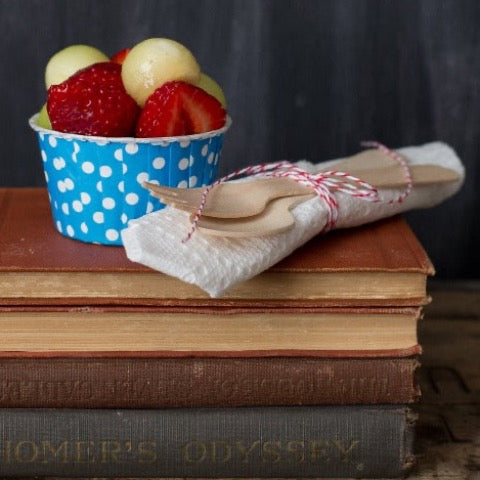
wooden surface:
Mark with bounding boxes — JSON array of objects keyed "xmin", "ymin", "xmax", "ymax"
[{"xmin": 408, "ymin": 283, "xmax": 480, "ymax": 479}]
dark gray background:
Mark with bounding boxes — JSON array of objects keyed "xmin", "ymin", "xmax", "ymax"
[{"xmin": 1, "ymin": 0, "xmax": 478, "ymax": 279}]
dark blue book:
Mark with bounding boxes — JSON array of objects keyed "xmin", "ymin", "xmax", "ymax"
[{"xmin": 0, "ymin": 405, "xmax": 415, "ymax": 478}]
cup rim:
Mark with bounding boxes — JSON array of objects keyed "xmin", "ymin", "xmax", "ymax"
[{"xmin": 29, "ymin": 113, "xmax": 232, "ymax": 144}]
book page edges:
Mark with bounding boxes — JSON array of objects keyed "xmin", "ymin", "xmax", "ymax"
[
  {"xmin": 0, "ymin": 311, "xmax": 419, "ymax": 353},
  {"xmin": 0, "ymin": 271, "xmax": 428, "ymax": 302}
]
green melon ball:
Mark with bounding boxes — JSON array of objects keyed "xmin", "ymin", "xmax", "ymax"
[
  {"xmin": 195, "ymin": 73, "xmax": 227, "ymax": 108},
  {"xmin": 45, "ymin": 44, "xmax": 109, "ymax": 89},
  {"xmin": 37, "ymin": 103, "xmax": 52, "ymax": 129},
  {"xmin": 121, "ymin": 38, "xmax": 201, "ymax": 107}
]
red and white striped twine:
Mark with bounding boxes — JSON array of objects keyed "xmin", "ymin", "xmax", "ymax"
[
  {"xmin": 182, "ymin": 142, "xmax": 412, "ymax": 242},
  {"xmin": 360, "ymin": 141, "xmax": 413, "ymax": 204}
]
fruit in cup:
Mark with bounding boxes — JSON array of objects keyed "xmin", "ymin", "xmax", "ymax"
[
  {"xmin": 110, "ymin": 48, "xmax": 130, "ymax": 65},
  {"xmin": 41, "ymin": 38, "xmax": 226, "ymax": 137},
  {"xmin": 121, "ymin": 38, "xmax": 201, "ymax": 107},
  {"xmin": 47, "ymin": 62, "xmax": 139, "ymax": 136},
  {"xmin": 136, "ymin": 81, "xmax": 226, "ymax": 137},
  {"xmin": 37, "ymin": 103, "xmax": 52, "ymax": 129},
  {"xmin": 195, "ymin": 73, "xmax": 227, "ymax": 107},
  {"xmin": 45, "ymin": 45, "xmax": 109, "ymax": 89}
]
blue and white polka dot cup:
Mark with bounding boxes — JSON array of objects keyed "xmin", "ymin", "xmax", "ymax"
[{"xmin": 29, "ymin": 114, "xmax": 231, "ymax": 245}]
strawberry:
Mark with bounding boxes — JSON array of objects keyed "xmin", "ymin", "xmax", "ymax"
[
  {"xmin": 47, "ymin": 62, "xmax": 139, "ymax": 137},
  {"xmin": 110, "ymin": 48, "xmax": 130, "ymax": 65},
  {"xmin": 179, "ymin": 82, "xmax": 226, "ymax": 134},
  {"xmin": 136, "ymin": 81, "xmax": 226, "ymax": 138},
  {"xmin": 135, "ymin": 82, "xmax": 186, "ymax": 137}
]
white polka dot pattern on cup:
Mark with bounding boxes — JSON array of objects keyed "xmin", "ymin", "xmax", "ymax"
[
  {"xmin": 153, "ymin": 157, "xmax": 165, "ymax": 169},
  {"xmin": 81, "ymin": 192, "xmax": 91, "ymax": 204},
  {"xmin": 82, "ymin": 162, "xmax": 94, "ymax": 174},
  {"xmin": 93, "ymin": 212, "xmax": 104, "ymax": 224},
  {"xmin": 106, "ymin": 229, "xmax": 119, "ymax": 241},
  {"xmin": 64, "ymin": 178, "xmax": 75, "ymax": 190},
  {"xmin": 178, "ymin": 158, "xmax": 189, "ymax": 170},
  {"xmin": 34, "ymin": 128, "xmax": 225, "ymax": 245},
  {"xmin": 53, "ymin": 157, "xmax": 66, "ymax": 170},
  {"xmin": 72, "ymin": 200, "xmax": 83, "ymax": 212},
  {"xmin": 100, "ymin": 166, "xmax": 112, "ymax": 178},
  {"xmin": 102, "ymin": 197, "xmax": 116, "ymax": 210}
]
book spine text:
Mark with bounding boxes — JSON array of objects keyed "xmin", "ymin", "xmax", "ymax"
[
  {"xmin": 0, "ymin": 357, "xmax": 419, "ymax": 407},
  {"xmin": 0, "ymin": 406, "xmax": 415, "ymax": 478}
]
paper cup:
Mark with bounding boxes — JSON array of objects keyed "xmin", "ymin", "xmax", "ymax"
[{"xmin": 29, "ymin": 114, "xmax": 231, "ymax": 245}]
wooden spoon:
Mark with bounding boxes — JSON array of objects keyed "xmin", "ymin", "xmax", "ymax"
[
  {"xmin": 193, "ymin": 194, "xmax": 316, "ymax": 237},
  {"xmin": 144, "ymin": 177, "xmax": 311, "ymax": 218}
]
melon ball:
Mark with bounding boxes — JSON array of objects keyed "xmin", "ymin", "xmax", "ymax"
[
  {"xmin": 37, "ymin": 103, "xmax": 51, "ymax": 129},
  {"xmin": 195, "ymin": 73, "xmax": 227, "ymax": 107},
  {"xmin": 45, "ymin": 45, "xmax": 109, "ymax": 89},
  {"xmin": 121, "ymin": 38, "xmax": 201, "ymax": 107}
]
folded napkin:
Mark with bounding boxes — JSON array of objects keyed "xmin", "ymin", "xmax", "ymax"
[{"xmin": 122, "ymin": 142, "xmax": 464, "ymax": 297}]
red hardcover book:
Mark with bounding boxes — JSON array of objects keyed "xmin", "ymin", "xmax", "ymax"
[
  {"xmin": 0, "ymin": 355, "xmax": 420, "ymax": 408},
  {"xmin": 0, "ymin": 188, "xmax": 434, "ymax": 307}
]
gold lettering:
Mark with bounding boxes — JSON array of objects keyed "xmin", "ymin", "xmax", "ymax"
[
  {"xmin": 0, "ymin": 382, "xmax": 20, "ymax": 401},
  {"xmin": 239, "ymin": 377, "xmax": 253, "ymax": 392},
  {"xmin": 58, "ymin": 381, "xmax": 74, "ymax": 399},
  {"xmin": 332, "ymin": 439, "xmax": 360, "ymax": 462},
  {"xmin": 78, "ymin": 381, "xmax": 93, "ymax": 399},
  {"xmin": 41, "ymin": 440, "xmax": 69, "ymax": 464},
  {"xmin": 100, "ymin": 440, "xmax": 121, "ymax": 463},
  {"xmin": 220, "ymin": 379, "xmax": 236, "ymax": 397},
  {"xmin": 309, "ymin": 440, "xmax": 330, "ymax": 462},
  {"xmin": 74, "ymin": 440, "xmax": 95, "ymax": 464},
  {"xmin": 0, "ymin": 440, "xmax": 12, "ymax": 463},
  {"xmin": 377, "ymin": 377, "xmax": 389, "ymax": 394},
  {"xmin": 236, "ymin": 440, "xmax": 260, "ymax": 463},
  {"xmin": 278, "ymin": 378, "xmax": 294, "ymax": 395},
  {"xmin": 262, "ymin": 441, "xmax": 282, "ymax": 463},
  {"xmin": 211, "ymin": 441, "xmax": 231, "ymax": 463},
  {"xmin": 286, "ymin": 440, "xmax": 305, "ymax": 462},
  {"xmin": 14, "ymin": 441, "xmax": 38, "ymax": 463},
  {"xmin": 337, "ymin": 379, "xmax": 347, "ymax": 394},
  {"xmin": 138, "ymin": 441, "xmax": 157, "ymax": 464},
  {"xmin": 294, "ymin": 379, "xmax": 309, "ymax": 395},
  {"xmin": 260, "ymin": 378, "xmax": 273, "ymax": 391},
  {"xmin": 183, "ymin": 441, "xmax": 207, "ymax": 463}
]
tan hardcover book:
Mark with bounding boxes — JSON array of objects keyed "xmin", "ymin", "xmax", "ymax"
[
  {"xmin": 0, "ymin": 188, "xmax": 434, "ymax": 307},
  {"xmin": 0, "ymin": 305, "xmax": 421, "ymax": 357}
]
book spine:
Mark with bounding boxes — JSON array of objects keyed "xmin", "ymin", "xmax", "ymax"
[
  {"xmin": 0, "ymin": 357, "xmax": 420, "ymax": 408},
  {"xmin": 0, "ymin": 406, "xmax": 415, "ymax": 478}
]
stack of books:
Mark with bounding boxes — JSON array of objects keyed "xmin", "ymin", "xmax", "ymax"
[{"xmin": 0, "ymin": 187, "xmax": 434, "ymax": 478}]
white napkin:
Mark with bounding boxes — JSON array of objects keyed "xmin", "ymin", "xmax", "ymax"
[{"xmin": 122, "ymin": 142, "xmax": 464, "ymax": 297}]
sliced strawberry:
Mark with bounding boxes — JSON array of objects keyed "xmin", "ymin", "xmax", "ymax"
[
  {"xmin": 178, "ymin": 82, "xmax": 226, "ymax": 134},
  {"xmin": 135, "ymin": 81, "xmax": 226, "ymax": 138},
  {"xmin": 135, "ymin": 82, "xmax": 186, "ymax": 137},
  {"xmin": 47, "ymin": 62, "xmax": 139, "ymax": 137},
  {"xmin": 111, "ymin": 48, "xmax": 130, "ymax": 65}
]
